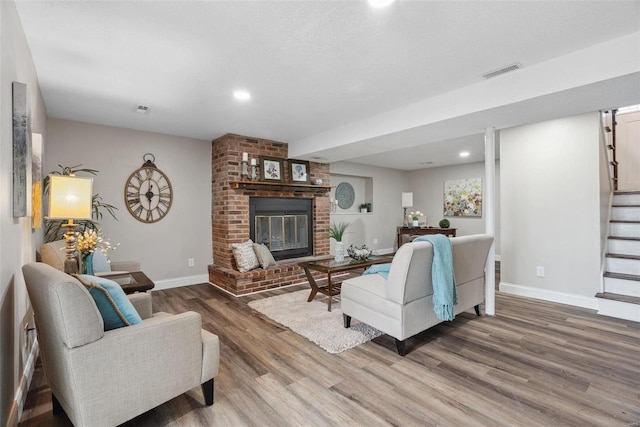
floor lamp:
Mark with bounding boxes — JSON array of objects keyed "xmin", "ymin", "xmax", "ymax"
[
  {"xmin": 47, "ymin": 175, "xmax": 93, "ymax": 274},
  {"xmin": 401, "ymin": 192, "xmax": 413, "ymax": 227}
]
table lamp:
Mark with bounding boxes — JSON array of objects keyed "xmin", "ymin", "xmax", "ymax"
[
  {"xmin": 47, "ymin": 175, "xmax": 93, "ymax": 274},
  {"xmin": 401, "ymin": 192, "xmax": 413, "ymax": 226}
]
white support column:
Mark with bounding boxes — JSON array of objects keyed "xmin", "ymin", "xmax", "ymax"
[{"xmin": 484, "ymin": 127, "xmax": 496, "ymax": 316}]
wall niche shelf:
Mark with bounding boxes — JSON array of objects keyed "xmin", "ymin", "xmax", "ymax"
[{"xmin": 229, "ymin": 180, "xmax": 331, "ymax": 194}]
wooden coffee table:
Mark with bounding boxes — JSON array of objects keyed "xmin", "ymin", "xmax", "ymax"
[
  {"xmin": 298, "ymin": 255, "xmax": 392, "ymax": 311},
  {"xmin": 103, "ymin": 271, "xmax": 155, "ymax": 294}
]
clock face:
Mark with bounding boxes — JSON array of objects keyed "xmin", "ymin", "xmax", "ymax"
[{"xmin": 125, "ymin": 166, "xmax": 173, "ymax": 223}]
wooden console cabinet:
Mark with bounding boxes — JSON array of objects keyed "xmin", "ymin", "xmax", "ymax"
[{"xmin": 397, "ymin": 226, "xmax": 457, "ymax": 248}]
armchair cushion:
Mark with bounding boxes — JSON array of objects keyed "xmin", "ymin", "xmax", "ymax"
[{"xmin": 77, "ymin": 275, "xmax": 142, "ymax": 330}]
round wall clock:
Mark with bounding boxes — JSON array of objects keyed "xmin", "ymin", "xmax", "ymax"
[{"xmin": 124, "ymin": 154, "xmax": 173, "ymax": 223}]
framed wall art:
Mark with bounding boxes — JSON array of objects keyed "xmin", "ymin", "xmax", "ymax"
[
  {"xmin": 32, "ymin": 133, "xmax": 43, "ymax": 228},
  {"xmin": 289, "ymin": 159, "xmax": 310, "ymax": 184},
  {"xmin": 443, "ymin": 178, "xmax": 482, "ymax": 217},
  {"xmin": 13, "ymin": 81, "xmax": 32, "ymax": 218},
  {"xmin": 260, "ymin": 156, "xmax": 284, "ymax": 182}
]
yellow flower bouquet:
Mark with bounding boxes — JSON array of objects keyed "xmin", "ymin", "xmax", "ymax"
[{"xmin": 73, "ymin": 229, "xmax": 117, "ymax": 274}]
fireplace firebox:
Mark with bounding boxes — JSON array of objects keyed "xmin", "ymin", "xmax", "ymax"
[{"xmin": 249, "ymin": 197, "xmax": 313, "ymax": 260}]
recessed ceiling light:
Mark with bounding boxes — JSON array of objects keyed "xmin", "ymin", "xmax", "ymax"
[
  {"xmin": 135, "ymin": 105, "xmax": 150, "ymax": 114},
  {"xmin": 233, "ymin": 90, "xmax": 251, "ymax": 101},
  {"xmin": 459, "ymin": 151, "xmax": 470, "ymax": 157},
  {"xmin": 368, "ymin": 0, "xmax": 395, "ymax": 8}
]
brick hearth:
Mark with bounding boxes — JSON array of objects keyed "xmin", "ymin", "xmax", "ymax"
[{"xmin": 208, "ymin": 134, "xmax": 330, "ymax": 295}]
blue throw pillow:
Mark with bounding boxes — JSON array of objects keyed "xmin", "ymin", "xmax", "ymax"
[
  {"xmin": 92, "ymin": 250, "xmax": 111, "ymax": 273},
  {"xmin": 76, "ymin": 274, "xmax": 142, "ymax": 330}
]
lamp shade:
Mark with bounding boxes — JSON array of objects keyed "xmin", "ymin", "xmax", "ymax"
[
  {"xmin": 48, "ymin": 175, "xmax": 93, "ymax": 220},
  {"xmin": 401, "ymin": 192, "xmax": 413, "ymax": 208}
]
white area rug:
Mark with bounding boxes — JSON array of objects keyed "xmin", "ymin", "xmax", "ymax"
[{"xmin": 248, "ymin": 289, "xmax": 383, "ymax": 354}]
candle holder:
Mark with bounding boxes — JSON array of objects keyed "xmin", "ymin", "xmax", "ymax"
[
  {"xmin": 251, "ymin": 163, "xmax": 257, "ymax": 180},
  {"xmin": 241, "ymin": 160, "xmax": 249, "ymax": 180}
]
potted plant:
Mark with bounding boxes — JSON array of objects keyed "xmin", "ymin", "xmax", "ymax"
[
  {"xmin": 359, "ymin": 203, "xmax": 368, "ymax": 213},
  {"xmin": 329, "ymin": 221, "xmax": 349, "ymax": 262},
  {"xmin": 439, "ymin": 218, "xmax": 450, "ymax": 228},
  {"xmin": 410, "ymin": 211, "xmax": 423, "ymax": 227},
  {"xmin": 43, "ymin": 164, "xmax": 118, "ymax": 243}
]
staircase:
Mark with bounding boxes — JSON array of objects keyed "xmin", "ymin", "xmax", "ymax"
[{"xmin": 596, "ymin": 190, "xmax": 640, "ymax": 322}]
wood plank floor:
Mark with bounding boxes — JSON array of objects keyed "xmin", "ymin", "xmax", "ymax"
[{"xmin": 19, "ymin": 281, "xmax": 640, "ymax": 426}]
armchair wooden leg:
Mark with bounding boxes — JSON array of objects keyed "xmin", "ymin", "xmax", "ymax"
[
  {"xmin": 474, "ymin": 304, "xmax": 481, "ymax": 316},
  {"xmin": 395, "ymin": 339, "xmax": 406, "ymax": 356},
  {"xmin": 52, "ymin": 393, "xmax": 64, "ymax": 416},
  {"xmin": 201, "ymin": 379, "xmax": 214, "ymax": 406},
  {"xmin": 343, "ymin": 314, "xmax": 351, "ymax": 328}
]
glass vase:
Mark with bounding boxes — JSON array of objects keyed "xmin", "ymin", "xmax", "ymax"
[{"xmin": 80, "ymin": 252, "xmax": 94, "ymax": 275}]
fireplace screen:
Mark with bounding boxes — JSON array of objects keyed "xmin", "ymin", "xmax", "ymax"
[
  {"xmin": 254, "ymin": 215, "xmax": 308, "ymax": 251},
  {"xmin": 250, "ymin": 197, "xmax": 313, "ymax": 260}
]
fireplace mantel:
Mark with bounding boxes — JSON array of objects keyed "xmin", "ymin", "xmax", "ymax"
[{"xmin": 229, "ymin": 180, "xmax": 331, "ymax": 194}]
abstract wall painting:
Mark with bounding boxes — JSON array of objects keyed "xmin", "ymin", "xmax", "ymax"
[
  {"xmin": 443, "ymin": 178, "xmax": 482, "ymax": 217},
  {"xmin": 32, "ymin": 133, "xmax": 43, "ymax": 228},
  {"xmin": 13, "ymin": 82, "xmax": 32, "ymax": 218}
]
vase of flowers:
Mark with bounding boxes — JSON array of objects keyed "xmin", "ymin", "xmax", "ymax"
[
  {"xmin": 410, "ymin": 211, "xmax": 423, "ymax": 227},
  {"xmin": 329, "ymin": 221, "xmax": 349, "ymax": 262},
  {"xmin": 74, "ymin": 229, "xmax": 115, "ymax": 274}
]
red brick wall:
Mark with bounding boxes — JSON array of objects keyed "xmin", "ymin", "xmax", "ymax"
[{"xmin": 209, "ymin": 134, "xmax": 330, "ymax": 294}]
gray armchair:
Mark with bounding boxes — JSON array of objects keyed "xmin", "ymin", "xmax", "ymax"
[{"xmin": 22, "ymin": 262, "xmax": 220, "ymax": 427}]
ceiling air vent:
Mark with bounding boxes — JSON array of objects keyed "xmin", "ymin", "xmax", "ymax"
[
  {"xmin": 482, "ymin": 63, "xmax": 522, "ymax": 79},
  {"xmin": 135, "ymin": 105, "xmax": 150, "ymax": 114}
]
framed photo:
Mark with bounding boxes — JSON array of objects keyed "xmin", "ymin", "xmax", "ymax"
[
  {"xmin": 260, "ymin": 156, "xmax": 284, "ymax": 182},
  {"xmin": 288, "ymin": 159, "xmax": 310, "ymax": 184}
]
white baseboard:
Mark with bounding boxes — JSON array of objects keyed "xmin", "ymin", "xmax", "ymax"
[
  {"xmin": 499, "ymin": 282, "xmax": 599, "ymax": 310},
  {"xmin": 8, "ymin": 339, "xmax": 39, "ymax": 427},
  {"xmin": 152, "ymin": 274, "xmax": 209, "ymax": 291}
]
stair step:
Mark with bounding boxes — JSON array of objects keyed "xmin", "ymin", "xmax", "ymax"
[
  {"xmin": 595, "ymin": 292, "xmax": 640, "ymax": 305},
  {"xmin": 615, "ymin": 190, "xmax": 640, "ymax": 195},
  {"xmin": 610, "ymin": 222, "xmax": 640, "ymax": 239},
  {"xmin": 608, "ymin": 236, "xmax": 640, "ymax": 241},
  {"xmin": 611, "ymin": 206, "xmax": 640, "ymax": 221},
  {"xmin": 606, "ymin": 253, "xmax": 640, "ymax": 260},
  {"xmin": 604, "ymin": 272, "xmax": 640, "ymax": 281},
  {"xmin": 613, "ymin": 192, "xmax": 640, "ymax": 206},
  {"xmin": 607, "ymin": 238, "xmax": 640, "ymax": 256}
]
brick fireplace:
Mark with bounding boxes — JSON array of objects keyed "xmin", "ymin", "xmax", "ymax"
[{"xmin": 208, "ymin": 134, "xmax": 331, "ymax": 295}]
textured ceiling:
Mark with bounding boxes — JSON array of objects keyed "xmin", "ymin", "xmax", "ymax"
[{"xmin": 14, "ymin": 1, "xmax": 640, "ymax": 170}]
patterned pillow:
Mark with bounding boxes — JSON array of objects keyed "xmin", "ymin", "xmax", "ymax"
[
  {"xmin": 231, "ymin": 239, "xmax": 260, "ymax": 273},
  {"xmin": 253, "ymin": 243, "xmax": 277, "ymax": 269}
]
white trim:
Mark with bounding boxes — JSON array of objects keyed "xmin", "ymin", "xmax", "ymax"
[
  {"xmin": 208, "ymin": 280, "xmax": 309, "ymax": 297},
  {"xmin": 9, "ymin": 339, "xmax": 39, "ymax": 427},
  {"xmin": 499, "ymin": 282, "xmax": 599, "ymax": 310},
  {"xmin": 151, "ymin": 274, "xmax": 209, "ymax": 291},
  {"xmin": 597, "ymin": 298, "xmax": 640, "ymax": 322}
]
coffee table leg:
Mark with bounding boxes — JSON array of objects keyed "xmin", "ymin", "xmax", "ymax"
[
  {"xmin": 327, "ymin": 273, "xmax": 333, "ymax": 312},
  {"xmin": 302, "ymin": 266, "xmax": 319, "ymax": 302}
]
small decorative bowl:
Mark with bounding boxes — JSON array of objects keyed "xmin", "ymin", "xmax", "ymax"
[{"xmin": 347, "ymin": 244, "xmax": 371, "ymax": 261}]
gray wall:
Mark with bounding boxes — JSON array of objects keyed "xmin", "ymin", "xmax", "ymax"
[
  {"xmin": 407, "ymin": 160, "xmax": 501, "ymax": 256},
  {"xmin": 500, "ymin": 112, "xmax": 602, "ymax": 307},
  {"xmin": 1, "ymin": 1, "xmax": 47, "ymax": 424},
  {"xmin": 45, "ymin": 119, "xmax": 212, "ymax": 288}
]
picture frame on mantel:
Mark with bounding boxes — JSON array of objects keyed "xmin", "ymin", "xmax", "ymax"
[
  {"xmin": 260, "ymin": 156, "xmax": 284, "ymax": 182},
  {"xmin": 288, "ymin": 159, "xmax": 310, "ymax": 184}
]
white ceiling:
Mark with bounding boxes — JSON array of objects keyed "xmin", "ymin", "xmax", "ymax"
[{"xmin": 14, "ymin": 0, "xmax": 640, "ymax": 170}]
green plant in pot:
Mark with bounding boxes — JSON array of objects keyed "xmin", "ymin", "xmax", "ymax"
[
  {"xmin": 43, "ymin": 164, "xmax": 118, "ymax": 243},
  {"xmin": 439, "ymin": 218, "xmax": 450, "ymax": 228},
  {"xmin": 329, "ymin": 221, "xmax": 349, "ymax": 262}
]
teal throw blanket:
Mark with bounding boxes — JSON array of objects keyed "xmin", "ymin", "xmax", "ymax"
[
  {"xmin": 363, "ymin": 263, "xmax": 391, "ymax": 280},
  {"xmin": 414, "ymin": 235, "xmax": 457, "ymax": 321}
]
